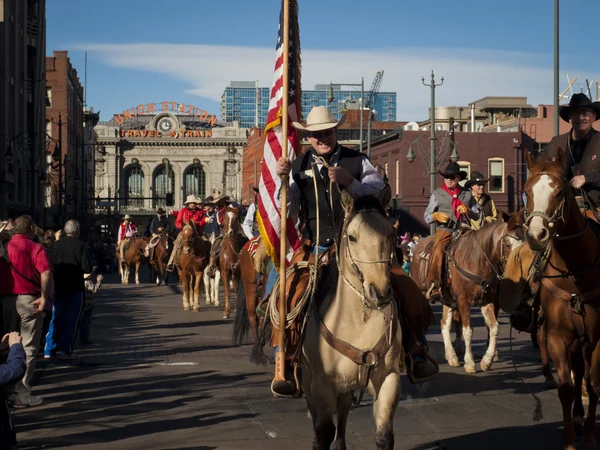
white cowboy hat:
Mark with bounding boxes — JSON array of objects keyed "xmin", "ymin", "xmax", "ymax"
[
  {"xmin": 124, "ymin": 214, "xmax": 131, "ymax": 220},
  {"xmin": 292, "ymin": 106, "xmax": 346, "ymax": 132},
  {"xmin": 184, "ymin": 194, "xmax": 199, "ymax": 205},
  {"xmin": 212, "ymin": 194, "xmax": 230, "ymax": 205}
]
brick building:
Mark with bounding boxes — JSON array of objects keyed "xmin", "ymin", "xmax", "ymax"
[
  {"xmin": 45, "ymin": 50, "xmax": 85, "ymax": 227},
  {"xmin": 0, "ymin": 0, "xmax": 47, "ymax": 222},
  {"xmin": 369, "ymin": 130, "xmax": 536, "ymax": 233}
]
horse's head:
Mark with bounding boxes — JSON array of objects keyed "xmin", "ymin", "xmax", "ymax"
[
  {"xmin": 523, "ymin": 148, "xmax": 569, "ymax": 250},
  {"xmin": 181, "ymin": 221, "xmax": 197, "ymax": 247},
  {"xmin": 338, "ymin": 185, "xmax": 394, "ymax": 309},
  {"xmin": 223, "ymin": 206, "xmax": 241, "ymax": 237}
]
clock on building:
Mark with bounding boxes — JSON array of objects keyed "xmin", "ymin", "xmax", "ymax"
[{"xmin": 158, "ymin": 117, "xmax": 174, "ymax": 133}]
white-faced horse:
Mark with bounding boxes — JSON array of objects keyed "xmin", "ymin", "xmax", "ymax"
[{"xmin": 204, "ymin": 231, "xmax": 221, "ymax": 307}]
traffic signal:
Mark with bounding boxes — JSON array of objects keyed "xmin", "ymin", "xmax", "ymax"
[{"xmin": 166, "ymin": 193, "xmax": 174, "ymax": 206}]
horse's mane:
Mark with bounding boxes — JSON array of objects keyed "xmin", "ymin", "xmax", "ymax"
[{"xmin": 455, "ymin": 220, "xmax": 506, "ymax": 269}]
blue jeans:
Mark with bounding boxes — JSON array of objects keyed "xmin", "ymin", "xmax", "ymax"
[
  {"xmin": 44, "ymin": 291, "xmax": 84, "ymax": 357},
  {"xmin": 79, "ymin": 309, "xmax": 93, "ymax": 343}
]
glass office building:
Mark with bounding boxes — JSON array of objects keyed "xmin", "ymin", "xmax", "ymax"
[{"xmin": 221, "ymin": 81, "xmax": 397, "ymax": 129}]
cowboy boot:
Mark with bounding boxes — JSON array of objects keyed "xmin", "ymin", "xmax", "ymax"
[{"xmin": 405, "ymin": 337, "xmax": 439, "ymax": 384}]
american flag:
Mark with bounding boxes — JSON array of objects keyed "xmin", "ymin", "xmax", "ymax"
[{"xmin": 256, "ymin": 0, "xmax": 302, "ymax": 265}]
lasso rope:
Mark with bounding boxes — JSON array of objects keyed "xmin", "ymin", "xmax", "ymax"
[{"xmin": 268, "ymin": 261, "xmax": 317, "ymax": 330}]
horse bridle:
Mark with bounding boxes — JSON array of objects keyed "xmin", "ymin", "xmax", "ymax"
[{"xmin": 337, "ymin": 208, "xmax": 395, "ymax": 310}]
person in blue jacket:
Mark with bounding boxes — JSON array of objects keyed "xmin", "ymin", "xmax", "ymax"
[{"xmin": 0, "ymin": 332, "xmax": 26, "ymax": 448}]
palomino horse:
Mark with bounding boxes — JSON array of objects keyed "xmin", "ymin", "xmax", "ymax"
[
  {"xmin": 302, "ymin": 189, "xmax": 403, "ymax": 450},
  {"xmin": 411, "ymin": 218, "xmax": 523, "ymax": 373},
  {"xmin": 145, "ymin": 232, "xmax": 172, "ymax": 286},
  {"xmin": 203, "ymin": 231, "xmax": 221, "ymax": 308},
  {"xmin": 117, "ymin": 237, "xmax": 148, "ymax": 285},
  {"xmin": 502, "ymin": 149, "xmax": 600, "ymax": 450},
  {"xmin": 219, "ymin": 206, "xmax": 248, "ymax": 319},
  {"xmin": 177, "ymin": 221, "xmax": 210, "ymax": 311}
]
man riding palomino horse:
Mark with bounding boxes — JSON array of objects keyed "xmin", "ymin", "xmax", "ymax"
[
  {"xmin": 270, "ymin": 106, "xmax": 439, "ymax": 397},
  {"xmin": 166, "ymin": 195, "xmax": 210, "ymax": 272},
  {"xmin": 508, "ymin": 93, "xmax": 600, "ymax": 331},
  {"xmin": 117, "ymin": 214, "xmax": 138, "ymax": 263},
  {"xmin": 424, "ymin": 162, "xmax": 478, "ymax": 302}
]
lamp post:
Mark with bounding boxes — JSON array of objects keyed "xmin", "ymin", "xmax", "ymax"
[
  {"xmin": 553, "ymin": 0, "xmax": 560, "ymax": 136},
  {"xmin": 406, "ymin": 72, "xmax": 459, "ymax": 235},
  {"xmin": 327, "ymin": 78, "xmax": 364, "ymax": 152}
]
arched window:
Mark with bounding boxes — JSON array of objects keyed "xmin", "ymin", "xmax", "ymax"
[
  {"xmin": 153, "ymin": 160, "xmax": 175, "ymax": 208},
  {"xmin": 125, "ymin": 162, "xmax": 144, "ymax": 206},
  {"xmin": 184, "ymin": 159, "xmax": 206, "ymax": 199}
]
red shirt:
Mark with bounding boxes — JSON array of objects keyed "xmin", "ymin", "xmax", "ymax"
[
  {"xmin": 175, "ymin": 207, "xmax": 207, "ymax": 230},
  {"xmin": 6, "ymin": 234, "xmax": 51, "ymax": 296}
]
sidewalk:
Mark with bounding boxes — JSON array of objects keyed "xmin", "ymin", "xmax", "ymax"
[{"xmin": 14, "ymin": 272, "xmax": 591, "ymax": 449}]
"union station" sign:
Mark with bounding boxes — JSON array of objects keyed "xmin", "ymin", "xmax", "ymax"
[{"xmin": 114, "ymin": 101, "xmax": 218, "ymax": 127}]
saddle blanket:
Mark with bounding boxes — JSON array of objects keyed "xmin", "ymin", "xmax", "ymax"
[{"xmin": 245, "ymin": 235, "xmax": 261, "ymax": 258}]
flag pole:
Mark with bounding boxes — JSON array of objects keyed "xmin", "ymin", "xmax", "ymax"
[{"xmin": 275, "ymin": 0, "xmax": 290, "ymax": 384}]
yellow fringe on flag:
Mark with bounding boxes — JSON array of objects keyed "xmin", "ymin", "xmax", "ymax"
[{"xmin": 257, "ymin": 211, "xmax": 279, "ymax": 266}]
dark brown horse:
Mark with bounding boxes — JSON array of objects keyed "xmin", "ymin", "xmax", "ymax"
[
  {"xmin": 507, "ymin": 149, "xmax": 600, "ymax": 450},
  {"xmin": 146, "ymin": 232, "xmax": 172, "ymax": 286},
  {"xmin": 219, "ymin": 206, "xmax": 247, "ymax": 319},
  {"xmin": 411, "ymin": 218, "xmax": 523, "ymax": 373},
  {"xmin": 117, "ymin": 237, "xmax": 148, "ymax": 285},
  {"xmin": 177, "ymin": 221, "xmax": 210, "ymax": 311}
]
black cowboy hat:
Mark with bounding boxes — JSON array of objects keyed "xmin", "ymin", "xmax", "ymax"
[
  {"xmin": 464, "ymin": 171, "xmax": 489, "ymax": 189},
  {"xmin": 156, "ymin": 207, "xmax": 165, "ymax": 214},
  {"xmin": 439, "ymin": 162, "xmax": 467, "ymax": 181},
  {"xmin": 558, "ymin": 93, "xmax": 600, "ymax": 123},
  {"xmin": 252, "ymin": 187, "xmax": 259, "ymax": 193}
]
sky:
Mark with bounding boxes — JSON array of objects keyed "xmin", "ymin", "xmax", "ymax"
[{"xmin": 47, "ymin": 0, "xmax": 600, "ymax": 122}]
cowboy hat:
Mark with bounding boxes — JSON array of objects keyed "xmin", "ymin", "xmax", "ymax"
[
  {"xmin": 252, "ymin": 187, "xmax": 259, "ymax": 194},
  {"xmin": 124, "ymin": 214, "xmax": 131, "ymax": 220},
  {"xmin": 439, "ymin": 162, "xmax": 467, "ymax": 181},
  {"xmin": 292, "ymin": 106, "xmax": 346, "ymax": 132},
  {"xmin": 558, "ymin": 93, "xmax": 600, "ymax": 123},
  {"xmin": 202, "ymin": 196, "xmax": 214, "ymax": 206},
  {"xmin": 464, "ymin": 171, "xmax": 489, "ymax": 189},
  {"xmin": 83, "ymin": 267, "xmax": 97, "ymax": 280},
  {"xmin": 212, "ymin": 194, "xmax": 230, "ymax": 205},
  {"xmin": 184, "ymin": 194, "xmax": 199, "ymax": 205},
  {"xmin": 156, "ymin": 207, "xmax": 165, "ymax": 214}
]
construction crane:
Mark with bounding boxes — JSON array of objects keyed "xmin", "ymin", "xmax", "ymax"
[{"xmin": 366, "ymin": 70, "xmax": 384, "ymax": 158}]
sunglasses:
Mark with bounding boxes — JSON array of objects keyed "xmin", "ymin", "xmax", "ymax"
[{"xmin": 307, "ymin": 129, "xmax": 335, "ymax": 140}]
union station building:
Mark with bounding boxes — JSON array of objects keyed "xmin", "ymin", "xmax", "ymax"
[{"xmin": 93, "ymin": 101, "xmax": 248, "ymax": 229}]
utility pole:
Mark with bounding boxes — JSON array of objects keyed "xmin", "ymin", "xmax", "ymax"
[
  {"xmin": 359, "ymin": 77, "xmax": 364, "ymax": 153},
  {"xmin": 553, "ymin": 0, "xmax": 560, "ymax": 136},
  {"xmin": 423, "ymin": 71, "xmax": 444, "ymax": 235}
]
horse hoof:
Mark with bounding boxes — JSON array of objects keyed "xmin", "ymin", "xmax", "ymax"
[
  {"xmin": 464, "ymin": 365, "xmax": 477, "ymax": 374},
  {"xmin": 480, "ymin": 359, "xmax": 493, "ymax": 372},
  {"xmin": 447, "ymin": 358, "xmax": 460, "ymax": 368},
  {"xmin": 544, "ymin": 378, "xmax": 558, "ymax": 389},
  {"xmin": 192, "ymin": 308, "xmax": 200, "ymax": 312},
  {"xmin": 222, "ymin": 314, "xmax": 229, "ymax": 319},
  {"xmin": 183, "ymin": 306, "xmax": 190, "ymax": 311}
]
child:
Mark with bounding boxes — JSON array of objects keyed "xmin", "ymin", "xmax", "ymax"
[
  {"xmin": 402, "ymin": 251, "xmax": 411, "ymax": 275},
  {"xmin": 0, "ymin": 332, "xmax": 26, "ymax": 448},
  {"xmin": 80, "ymin": 270, "xmax": 103, "ymax": 345}
]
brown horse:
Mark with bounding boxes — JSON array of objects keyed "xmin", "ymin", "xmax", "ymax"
[
  {"xmin": 177, "ymin": 221, "xmax": 210, "ymax": 311},
  {"xmin": 219, "ymin": 206, "xmax": 248, "ymax": 319},
  {"xmin": 146, "ymin": 232, "xmax": 172, "ymax": 286},
  {"xmin": 117, "ymin": 237, "xmax": 148, "ymax": 284},
  {"xmin": 503, "ymin": 149, "xmax": 600, "ymax": 450},
  {"xmin": 411, "ymin": 218, "xmax": 523, "ymax": 373},
  {"xmin": 232, "ymin": 236, "xmax": 271, "ymax": 363}
]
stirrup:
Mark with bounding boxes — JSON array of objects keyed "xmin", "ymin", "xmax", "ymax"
[
  {"xmin": 166, "ymin": 264, "xmax": 175, "ymax": 272},
  {"xmin": 405, "ymin": 352, "xmax": 439, "ymax": 385},
  {"xmin": 271, "ymin": 364, "xmax": 302, "ymax": 399},
  {"xmin": 426, "ymin": 282, "xmax": 441, "ymax": 302}
]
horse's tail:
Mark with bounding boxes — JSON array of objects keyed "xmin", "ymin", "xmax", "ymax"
[
  {"xmin": 250, "ymin": 322, "xmax": 270, "ymax": 366},
  {"xmin": 232, "ymin": 280, "xmax": 249, "ymax": 346}
]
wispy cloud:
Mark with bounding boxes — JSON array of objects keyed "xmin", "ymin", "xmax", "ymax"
[{"xmin": 79, "ymin": 43, "xmax": 599, "ymax": 121}]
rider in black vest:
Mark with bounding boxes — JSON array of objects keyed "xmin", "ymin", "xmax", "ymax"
[
  {"xmin": 464, "ymin": 171, "xmax": 498, "ymax": 230},
  {"xmin": 270, "ymin": 106, "xmax": 439, "ymax": 396}
]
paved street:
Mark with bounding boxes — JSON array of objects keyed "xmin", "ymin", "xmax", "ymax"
[{"xmin": 15, "ymin": 269, "xmax": 596, "ymax": 450}]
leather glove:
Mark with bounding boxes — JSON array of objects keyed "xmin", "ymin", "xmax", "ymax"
[
  {"xmin": 485, "ymin": 216, "xmax": 494, "ymax": 223},
  {"xmin": 457, "ymin": 205, "xmax": 469, "ymax": 215},
  {"xmin": 432, "ymin": 212, "xmax": 449, "ymax": 223}
]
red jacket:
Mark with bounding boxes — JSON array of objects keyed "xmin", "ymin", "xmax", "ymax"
[
  {"xmin": 175, "ymin": 207, "xmax": 207, "ymax": 230},
  {"xmin": 119, "ymin": 222, "xmax": 138, "ymax": 242}
]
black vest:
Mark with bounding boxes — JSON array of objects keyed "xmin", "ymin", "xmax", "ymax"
[
  {"xmin": 479, "ymin": 194, "xmax": 494, "ymax": 218},
  {"xmin": 292, "ymin": 146, "xmax": 365, "ymax": 246}
]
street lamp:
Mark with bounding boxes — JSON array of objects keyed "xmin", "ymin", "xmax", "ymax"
[{"xmin": 326, "ymin": 78, "xmax": 365, "ymax": 153}]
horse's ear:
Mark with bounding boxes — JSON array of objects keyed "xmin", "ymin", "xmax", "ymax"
[
  {"xmin": 340, "ymin": 189, "xmax": 354, "ymax": 214},
  {"xmin": 507, "ymin": 209, "xmax": 525, "ymax": 231},
  {"xmin": 380, "ymin": 184, "xmax": 392, "ymax": 210},
  {"xmin": 498, "ymin": 208, "xmax": 511, "ymax": 222},
  {"xmin": 524, "ymin": 149, "xmax": 534, "ymax": 171}
]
